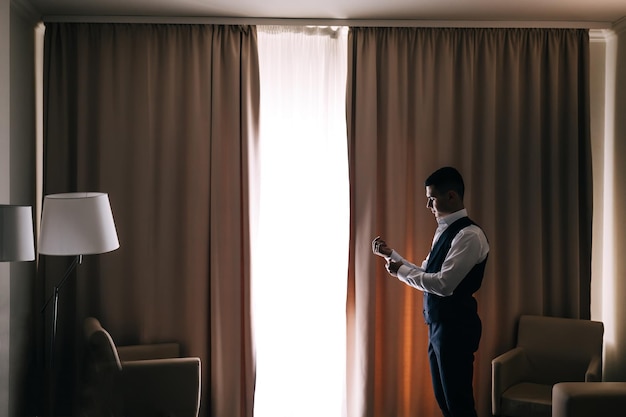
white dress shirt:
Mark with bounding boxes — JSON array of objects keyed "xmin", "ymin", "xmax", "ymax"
[{"xmin": 387, "ymin": 209, "xmax": 489, "ymax": 297}]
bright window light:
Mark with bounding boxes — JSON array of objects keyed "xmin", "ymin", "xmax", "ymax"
[{"xmin": 252, "ymin": 26, "xmax": 349, "ymax": 417}]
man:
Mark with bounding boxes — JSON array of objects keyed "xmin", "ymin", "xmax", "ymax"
[{"xmin": 372, "ymin": 166, "xmax": 489, "ymax": 417}]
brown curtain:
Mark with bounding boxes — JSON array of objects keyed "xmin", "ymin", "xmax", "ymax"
[
  {"xmin": 346, "ymin": 27, "xmax": 591, "ymax": 417},
  {"xmin": 40, "ymin": 23, "xmax": 259, "ymax": 417}
]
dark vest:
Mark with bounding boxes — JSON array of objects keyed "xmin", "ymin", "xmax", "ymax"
[{"xmin": 423, "ymin": 216, "xmax": 488, "ymax": 324}]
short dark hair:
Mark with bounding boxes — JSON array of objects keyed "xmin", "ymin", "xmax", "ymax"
[{"xmin": 425, "ymin": 166, "xmax": 465, "ymax": 199}]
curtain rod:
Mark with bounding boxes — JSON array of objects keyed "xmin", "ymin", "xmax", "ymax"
[{"xmin": 40, "ymin": 15, "xmax": 612, "ymax": 29}]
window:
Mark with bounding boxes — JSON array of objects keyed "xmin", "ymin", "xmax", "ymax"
[{"xmin": 252, "ymin": 25, "xmax": 349, "ymax": 417}]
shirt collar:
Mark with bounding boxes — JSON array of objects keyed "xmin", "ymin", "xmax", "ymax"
[{"xmin": 437, "ymin": 208, "xmax": 468, "ymax": 228}]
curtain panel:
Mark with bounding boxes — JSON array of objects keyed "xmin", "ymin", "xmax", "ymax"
[
  {"xmin": 40, "ymin": 23, "xmax": 259, "ymax": 417},
  {"xmin": 346, "ymin": 27, "xmax": 591, "ymax": 417}
]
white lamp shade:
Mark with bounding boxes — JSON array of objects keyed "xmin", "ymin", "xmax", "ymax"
[
  {"xmin": 0, "ymin": 205, "xmax": 36, "ymax": 262},
  {"xmin": 38, "ymin": 192, "xmax": 120, "ymax": 256}
]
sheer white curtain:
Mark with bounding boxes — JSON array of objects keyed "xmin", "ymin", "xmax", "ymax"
[{"xmin": 253, "ymin": 25, "xmax": 349, "ymax": 417}]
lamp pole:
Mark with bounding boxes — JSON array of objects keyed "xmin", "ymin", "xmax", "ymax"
[{"xmin": 41, "ymin": 254, "xmax": 83, "ymax": 367}]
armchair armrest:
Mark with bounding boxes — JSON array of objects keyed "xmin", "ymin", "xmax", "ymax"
[
  {"xmin": 117, "ymin": 342, "xmax": 180, "ymax": 361},
  {"xmin": 492, "ymin": 347, "xmax": 530, "ymax": 415},
  {"xmin": 584, "ymin": 355, "xmax": 602, "ymax": 382},
  {"xmin": 120, "ymin": 357, "xmax": 201, "ymax": 417}
]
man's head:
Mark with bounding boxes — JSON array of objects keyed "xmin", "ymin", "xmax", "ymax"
[{"xmin": 424, "ymin": 166, "xmax": 465, "ymax": 218}]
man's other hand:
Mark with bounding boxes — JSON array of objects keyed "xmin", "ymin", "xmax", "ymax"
[{"xmin": 386, "ymin": 260, "xmax": 401, "ymax": 276}]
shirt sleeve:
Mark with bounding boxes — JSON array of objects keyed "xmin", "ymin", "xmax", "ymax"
[
  {"xmin": 387, "ymin": 249, "xmax": 423, "ymax": 270},
  {"xmin": 394, "ymin": 226, "xmax": 489, "ymax": 297}
]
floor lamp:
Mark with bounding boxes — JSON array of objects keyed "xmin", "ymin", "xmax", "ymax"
[{"xmin": 39, "ymin": 192, "xmax": 119, "ymax": 368}]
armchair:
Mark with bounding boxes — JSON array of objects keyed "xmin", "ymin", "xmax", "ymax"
[
  {"xmin": 81, "ymin": 316, "xmax": 201, "ymax": 417},
  {"xmin": 552, "ymin": 382, "xmax": 626, "ymax": 417},
  {"xmin": 491, "ymin": 315, "xmax": 604, "ymax": 417}
]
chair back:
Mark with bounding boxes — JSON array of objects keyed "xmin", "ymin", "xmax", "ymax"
[
  {"xmin": 82, "ymin": 317, "xmax": 124, "ymax": 416},
  {"xmin": 516, "ymin": 315, "xmax": 603, "ymax": 385},
  {"xmin": 84, "ymin": 316, "xmax": 123, "ymax": 372}
]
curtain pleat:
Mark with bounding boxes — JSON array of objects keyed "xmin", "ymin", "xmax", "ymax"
[
  {"xmin": 41, "ymin": 23, "xmax": 259, "ymax": 417},
  {"xmin": 346, "ymin": 27, "xmax": 591, "ymax": 417}
]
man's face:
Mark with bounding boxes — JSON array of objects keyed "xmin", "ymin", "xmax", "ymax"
[{"xmin": 425, "ymin": 185, "xmax": 454, "ymax": 218}]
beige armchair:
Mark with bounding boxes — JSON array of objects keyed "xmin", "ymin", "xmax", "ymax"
[
  {"xmin": 81, "ymin": 317, "xmax": 201, "ymax": 417},
  {"xmin": 552, "ymin": 382, "xmax": 626, "ymax": 417},
  {"xmin": 491, "ymin": 315, "xmax": 604, "ymax": 417}
]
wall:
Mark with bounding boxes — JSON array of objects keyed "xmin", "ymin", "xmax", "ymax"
[
  {"xmin": 602, "ymin": 19, "xmax": 626, "ymax": 382},
  {"xmin": 10, "ymin": 3, "xmax": 39, "ymax": 416},
  {"xmin": 587, "ymin": 19, "xmax": 626, "ymax": 382},
  {"xmin": 589, "ymin": 18, "xmax": 626, "ymax": 382},
  {"xmin": 1, "ymin": 0, "xmax": 12, "ymax": 414},
  {"xmin": 1, "ymin": 0, "xmax": 39, "ymax": 415},
  {"xmin": 590, "ymin": 31, "xmax": 607, "ymax": 323}
]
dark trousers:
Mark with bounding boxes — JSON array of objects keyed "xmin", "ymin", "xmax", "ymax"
[{"xmin": 428, "ymin": 316, "xmax": 481, "ymax": 417}]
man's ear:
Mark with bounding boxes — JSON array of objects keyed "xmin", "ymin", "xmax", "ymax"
[{"xmin": 448, "ymin": 190, "xmax": 464, "ymax": 205}]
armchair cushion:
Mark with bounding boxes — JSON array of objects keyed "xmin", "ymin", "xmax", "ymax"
[{"xmin": 501, "ymin": 383, "xmax": 552, "ymax": 417}]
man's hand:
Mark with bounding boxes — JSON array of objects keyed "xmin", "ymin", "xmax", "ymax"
[
  {"xmin": 386, "ymin": 260, "xmax": 402, "ymax": 277},
  {"xmin": 372, "ymin": 236, "xmax": 392, "ymax": 257}
]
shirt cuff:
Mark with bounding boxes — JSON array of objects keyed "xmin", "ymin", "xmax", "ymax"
[{"xmin": 397, "ymin": 264, "xmax": 414, "ymax": 280}]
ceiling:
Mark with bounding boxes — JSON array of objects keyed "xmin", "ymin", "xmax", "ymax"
[{"xmin": 25, "ymin": 0, "xmax": 626, "ymax": 27}]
